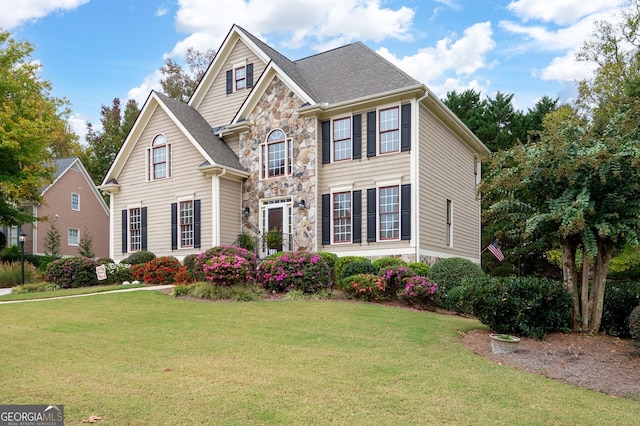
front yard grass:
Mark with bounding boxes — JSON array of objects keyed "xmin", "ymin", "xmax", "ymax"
[
  {"xmin": 0, "ymin": 290, "xmax": 638, "ymax": 425},
  {"xmin": 0, "ymin": 283, "xmax": 144, "ymax": 301}
]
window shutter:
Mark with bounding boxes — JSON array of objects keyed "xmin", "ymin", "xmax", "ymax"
[
  {"xmin": 352, "ymin": 114, "xmax": 362, "ymax": 160},
  {"xmin": 194, "ymin": 199, "xmax": 201, "ymax": 249},
  {"xmin": 353, "ymin": 190, "xmax": 362, "ymax": 243},
  {"xmin": 401, "ymin": 104, "xmax": 411, "ymax": 152},
  {"xmin": 367, "ymin": 111, "xmax": 376, "ymax": 157},
  {"xmin": 226, "ymin": 70, "xmax": 233, "ymax": 94},
  {"xmin": 121, "ymin": 210, "xmax": 128, "ymax": 253},
  {"xmin": 367, "ymin": 188, "xmax": 376, "ymax": 242},
  {"xmin": 321, "ymin": 120, "xmax": 330, "ymax": 164},
  {"xmin": 171, "ymin": 203, "xmax": 178, "ymax": 250},
  {"xmin": 141, "ymin": 207, "xmax": 148, "ymax": 251},
  {"xmin": 322, "ymin": 194, "xmax": 331, "ymax": 245},
  {"xmin": 246, "ymin": 63, "xmax": 253, "ymax": 88},
  {"xmin": 401, "ymin": 184, "xmax": 411, "ymax": 240}
]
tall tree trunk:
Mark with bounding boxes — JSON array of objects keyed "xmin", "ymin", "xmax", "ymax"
[
  {"xmin": 580, "ymin": 248, "xmax": 591, "ymax": 332},
  {"xmin": 561, "ymin": 239, "xmax": 580, "ymax": 331},
  {"xmin": 589, "ymin": 242, "xmax": 614, "ymax": 333}
]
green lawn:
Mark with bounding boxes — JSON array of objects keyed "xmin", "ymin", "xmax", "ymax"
[{"xmin": 0, "ymin": 291, "xmax": 638, "ymax": 425}]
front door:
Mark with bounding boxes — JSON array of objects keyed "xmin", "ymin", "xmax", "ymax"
[{"xmin": 266, "ymin": 207, "xmax": 284, "ymax": 252}]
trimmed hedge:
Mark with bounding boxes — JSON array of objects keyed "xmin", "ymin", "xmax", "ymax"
[
  {"xmin": 342, "ymin": 260, "xmax": 377, "ymax": 279},
  {"xmin": 630, "ymin": 305, "xmax": 640, "ymax": 350},
  {"xmin": 121, "ymin": 250, "xmax": 156, "ymax": 265},
  {"xmin": 428, "ymin": 257, "xmax": 484, "ymax": 307},
  {"xmin": 601, "ymin": 281, "xmax": 640, "ymax": 336},
  {"xmin": 335, "ymin": 256, "xmax": 370, "ymax": 280}
]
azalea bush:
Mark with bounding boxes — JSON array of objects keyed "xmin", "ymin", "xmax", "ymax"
[
  {"xmin": 202, "ymin": 253, "xmax": 255, "ymax": 287},
  {"xmin": 379, "ymin": 265, "xmax": 415, "ymax": 298},
  {"xmin": 141, "ymin": 256, "xmax": 183, "ymax": 285},
  {"xmin": 194, "ymin": 246, "xmax": 257, "ymax": 281},
  {"xmin": 257, "ymin": 251, "xmax": 331, "ymax": 293},
  {"xmin": 398, "ymin": 276, "xmax": 438, "ymax": 310},
  {"xmin": 44, "ymin": 256, "xmax": 99, "ymax": 288},
  {"xmin": 337, "ymin": 273, "xmax": 386, "ymax": 302}
]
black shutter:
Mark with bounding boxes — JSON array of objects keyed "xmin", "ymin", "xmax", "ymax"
[
  {"xmin": 121, "ymin": 210, "xmax": 128, "ymax": 253},
  {"xmin": 194, "ymin": 200, "xmax": 201, "ymax": 249},
  {"xmin": 226, "ymin": 70, "xmax": 233, "ymax": 94},
  {"xmin": 352, "ymin": 114, "xmax": 361, "ymax": 160},
  {"xmin": 401, "ymin": 104, "xmax": 411, "ymax": 152},
  {"xmin": 171, "ymin": 203, "xmax": 178, "ymax": 250},
  {"xmin": 367, "ymin": 111, "xmax": 376, "ymax": 157},
  {"xmin": 367, "ymin": 188, "xmax": 377, "ymax": 242},
  {"xmin": 321, "ymin": 120, "xmax": 331, "ymax": 165},
  {"xmin": 246, "ymin": 63, "xmax": 253, "ymax": 88},
  {"xmin": 401, "ymin": 184, "xmax": 411, "ymax": 240},
  {"xmin": 141, "ymin": 207, "xmax": 147, "ymax": 251},
  {"xmin": 322, "ymin": 194, "xmax": 331, "ymax": 245},
  {"xmin": 352, "ymin": 190, "xmax": 362, "ymax": 243}
]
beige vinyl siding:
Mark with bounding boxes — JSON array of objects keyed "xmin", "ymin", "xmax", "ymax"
[
  {"xmin": 197, "ymin": 40, "xmax": 266, "ymax": 127},
  {"xmin": 225, "ymin": 134, "xmax": 240, "ymax": 157},
  {"xmin": 418, "ymin": 104, "xmax": 480, "ymax": 259},
  {"xmin": 112, "ymin": 106, "xmax": 214, "ymax": 261},
  {"xmin": 317, "ymin": 108, "xmax": 411, "ymax": 255},
  {"xmin": 219, "ymin": 178, "xmax": 242, "ymax": 245}
]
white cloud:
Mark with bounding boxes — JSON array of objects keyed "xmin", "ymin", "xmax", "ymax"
[
  {"xmin": 68, "ymin": 113, "xmax": 90, "ymax": 145},
  {"xmin": 507, "ymin": 0, "xmax": 624, "ymax": 25},
  {"xmin": 377, "ymin": 22, "xmax": 495, "ymax": 96},
  {"xmin": 127, "ymin": 69, "xmax": 163, "ymax": 107},
  {"xmin": 155, "ymin": 6, "xmax": 169, "ymax": 17},
  {"xmin": 540, "ymin": 50, "xmax": 597, "ymax": 82},
  {"xmin": 0, "ymin": 0, "xmax": 88, "ymax": 30}
]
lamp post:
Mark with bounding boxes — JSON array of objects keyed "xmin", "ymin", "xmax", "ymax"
[{"xmin": 19, "ymin": 231, "xmax": 26, "ymax": 285}]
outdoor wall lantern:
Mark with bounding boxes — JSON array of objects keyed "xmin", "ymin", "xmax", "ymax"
[
  {"xmin": 19, "ymin": 230, "xmax": 26, "ymax": 285},
  {"xmin": 298, "ymin": 200, "xmax": 307, "ymax": 210},
  {"xmin": 243, "ymin": 207, "xmax": 250, "ymax": 218}
]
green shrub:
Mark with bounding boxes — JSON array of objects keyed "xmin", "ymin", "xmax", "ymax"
[
  {"xmin": 12, "ymin": 282, "xmax": 60, "ymax": 293},
  {"xmin": 337, "ymin": 274, "xmax": 387, "ymax": 302},
  {"xmin": 96, "ymin": 257, "xmax": 114, "ymax": 265},
  {"xmin": 258, "ymin": 251, "xmax": 331, "ymax": 293},
  {"xmin": 182, "ymin": 254, "xmax": 199, "ymax": 279},
  {"xmin": 379, "ymin": 265, "xmax": 415, "ymax": 297},
  {"xmin": 444, "ymin": 282, "xmax": 473, "ymax": 314},
  {"xmin": 317, "ymin": 252, "xmax": 339, "ymax": 281},
  {"xmin": 121, "ymin": 250, "xmax": 156, "ymax": 265},
  {"xmin": 1, "ymin": 252, "xmax": 54, "ymax": 271},
  {"xmin": 236, "ymin": 232, "xmax": 255, "ymax": 251},
  {"xmin": 629, "ymin": 305, "xmax": 640, "ymax": 351},
  {"xmin": 44, "ymin": 257, "xmax": 99, "ymax": 288},
  {"xmin": 342, "ymin": 259, "xmax": 377, "ymax": 279},
  {"xmin": 398, "ymin": 276, "xmax": 438, "ymax": 310},
  {"xmin": 428, "ymin": 257, "xmax": 484, "ymax": 306},
  {"xmin": 601, "ymin": 281, "xmax": 640, "ymax": 336},
  {"xmin": 335, "ymin": 256, "xmax": 372, "ymax": 280},
  {"xmin": 173, "ymin": 281, "xmax": 264, "ymax": 301},
  {"xmin": 194, "ymin": 246, "xmax": 257, "ymax": 281},
  {"xmin": 464, "ymin": 276, "xmax": 572, "ymax": 339},
  {"xmin": 142, "ymin": 256, "xmax": 183, "ymax": 285},
  {"xmin": 408, "ymin": 262, "xmax": 430, "ymax": 277},
  {"xmin": 0, "ymin": 261, "xmax": 38, "ymax": 287},
  {"xmin": 372, "ymin": 257, "xmax": 407, "ymax": 272},
  {"xmin": 102, "ymin": 262, "xmax": 133, "ymax": 285}
]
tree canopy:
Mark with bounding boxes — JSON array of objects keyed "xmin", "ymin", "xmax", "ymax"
[
  {"xmin": 160, "ymin": 47, "xmax": 216, "ymax": 102},
  {"xmin": 0, "ymin": 31, "xmax": 77, "ymax": 226}
]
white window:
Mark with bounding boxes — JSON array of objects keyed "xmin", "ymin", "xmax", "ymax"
[
  {"xmin": 68, "ymin": 228, "xmax": 79, "ymax": 246},
  {"xmin": 235, "ymin": 66, "xmax": 246, "ymax": 90},
  {"xmin": 71, "ymin": 193, "xmax": 80, "ymax": 211},
  {"xmin": 149, "ymin": 134, "xmax": 171, "ymax": 180},
  {"xmin": 333, "ymin": 117, "xmax": 351, "ymax": 161},
  {"xmin": 333, "ymin": 192, "xmax": 351, "ymax": 243},
  {"xmin": 129, "ymin": 208, "xmax": 142, "ymax": 251},
  {"xmin": 379, "ymin": 186, "xmax": 399, "ymax": 240},
  {"xmin": 446, "ymin": 199, "xmax": 453, "ymax": 246},
  {"xmin": 261, "ymin": 129, "xmax": 292, "ymax": 179},
  {"xmin": 379, "ymin": 107, "xmax": 399, "ymax": 154},
  {"xmin": 180, "ymin": 200, "xmax": 194, "ymax": 248}
]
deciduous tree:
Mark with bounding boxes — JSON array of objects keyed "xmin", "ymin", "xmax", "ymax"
[{"xmin": 160, "ymin": 47, "xmax": 216, "ymax": 102}]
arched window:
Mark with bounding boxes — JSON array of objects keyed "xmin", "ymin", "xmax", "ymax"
[
  {"xmin": 149, "ymin": 134, "xmax": 171, "ymax": 180},
  {"xmin": 261, "ymin": 129, "xmax": 292, "ymax": 179}
]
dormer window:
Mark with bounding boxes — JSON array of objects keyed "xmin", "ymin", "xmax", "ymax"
[
  {"xmin": 148, "ymin": 134, "xmax": 171, "ymax": 181},
  {"xmin": 226, "ymin": 63, "xmax": 254, "ymax": 94}
]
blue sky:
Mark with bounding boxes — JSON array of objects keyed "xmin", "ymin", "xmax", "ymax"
[{"xmin": 0, "ymin": 0, "xmax": 628, "ymax": 141}]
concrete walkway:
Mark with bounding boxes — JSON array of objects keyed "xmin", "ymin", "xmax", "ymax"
[{"xmin": 0, "ymin": 285, "xmax": 173, "ymax": 304}]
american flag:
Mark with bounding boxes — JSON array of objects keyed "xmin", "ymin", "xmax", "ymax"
[{"xmin": 487, "ymin": 242, "xmax": 504, "ymax": 261}]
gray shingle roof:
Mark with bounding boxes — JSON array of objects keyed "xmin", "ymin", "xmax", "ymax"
[
  {"xmin": 53, "ymin": 157, "xmax": 77, "ymax": 180},
  {"xmin": 153, "ymin": 91, "xmax": 245, "ymax": 171}
]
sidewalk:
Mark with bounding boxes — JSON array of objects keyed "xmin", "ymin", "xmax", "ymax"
[{"xmin": 0, "ymin": 285, "xmax": 173, "ymax": 304}]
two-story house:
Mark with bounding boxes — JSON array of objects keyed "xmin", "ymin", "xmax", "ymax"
[{"xmin": 99, "ymin": 25, "xmax": 488, "ymax": 264}]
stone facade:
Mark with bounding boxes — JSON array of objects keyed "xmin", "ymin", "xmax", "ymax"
[{"xmin": 239, "ymin": 77, "xmax": 317, "ymax": 252}]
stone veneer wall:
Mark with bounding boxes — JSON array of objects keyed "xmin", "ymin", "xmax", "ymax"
[{"xmin": 239, "ymin": 77, "xmax": 316, "ymax": 252}]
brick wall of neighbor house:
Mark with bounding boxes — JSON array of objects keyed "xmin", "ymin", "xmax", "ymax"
[
  {"xmin": 419, "ymin": 104, "xmax": 481, "ymax": 263},
  {"xmin": 239, "ymin": 77, "xmax": 316, "ymax": 251},
  {"xmin": 31, "ymin": 166, "xmax": 109, "ymax": 258},
  {"xmin": 196, "ymin": 41, "xmax": 266, "ymax": 128}
]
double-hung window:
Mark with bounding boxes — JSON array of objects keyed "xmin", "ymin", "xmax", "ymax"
[
  {"xmin": 379, "ymin": 186, "xmax": 399, "ymax": 240},
  {"xmin": 261, "ymin": 129, "xmax": 292, "ymax": 179},
  {"xmin": 379, "ymin": 107, "xmax": 399, "ymax": 154},
  {"xmin": 235, "ymin": 66, "xmax": 246, "ymax": 90},
  {"xmin": 71, "ymin": 193, "xmax": 80, "ymax": 211},
  {"xmin": 68, "ymin": 228, "xmax": 79, "ymax": 246},
  {"xmin": 180, "ymin": 200, "xmax": 194, "ymax": 248},
  {"xmin": 129, "ymin": 208, "xmax": 142, "ymax": 251},
  {"xmin": 446, "ymin": 199, "xmax": 453, "ymax": 246},
  {"xmin": 149, "ymin": 134, "xmax": 171, "ymax": 180},
  {"xmin": 333, "ymin": 117, "xmax": 351, "ymax": 161},
  {"xmin": 333, "ymin": 192, "xmax": 351, "ymax": 243}
]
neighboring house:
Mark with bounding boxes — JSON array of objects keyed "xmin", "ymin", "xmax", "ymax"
[
  {"xmin": 99, "ymin": 25, "xmax": 489, "ymax": 264},
  {"xmin": 15, "ymin": 157, "xmax": 110, "ymax": 258}
]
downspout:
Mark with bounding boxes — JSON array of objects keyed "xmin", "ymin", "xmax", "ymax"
[{"xmin": 414, "ymin": 90, "xmax": 429, "ymax": 262}]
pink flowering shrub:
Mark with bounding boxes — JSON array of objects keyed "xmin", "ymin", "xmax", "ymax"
[
  {"xmin": 379, "ymin": 265, "xmax": 415, "ymax": 298},
  {"xmin": 257, "ymin": 251, "xmax": 331, "ymax": 293},
  {"xmin": 338, "ymin": 274, "xmax": 387, "ymax": 302},
  {"xmin": 398, "ymin": 276, "xmax": 438, "ymax": 310},
  {"xmin": 202, "ymin": 253, "xmax": 255, "ymax": 286},
  {"xmin": 44, "ymin": 256, "xmax": 99, "ymax": 288},
  {"xmin": 194, "ymin": 245, "xmax": 257, "ymax": 281}
]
